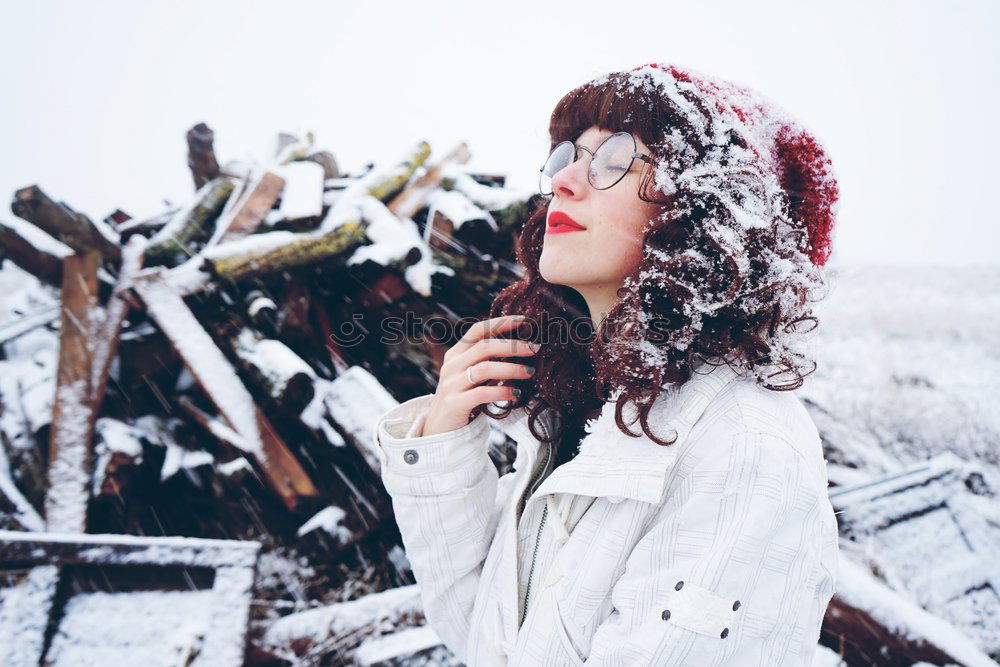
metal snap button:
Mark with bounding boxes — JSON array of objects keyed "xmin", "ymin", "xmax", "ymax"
[
  {"xmin": 661, "ymin": 609, "xmax": 671, "ymax": 621},
  {"xmin": 720, "ymin": 627, "xmax": 729, "ymax": 639},
  {"xmin": 674, "ymin": 580, "xmax": 684, "ymax": 591},
  {"xmin": 403, "ymin": 449, "xmax": 419, "ymax": 464}
]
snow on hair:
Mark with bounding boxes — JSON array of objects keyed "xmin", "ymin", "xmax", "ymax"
[{"xmin": 473, "ymin": 63, "xmax": 840, "ymax": 451}]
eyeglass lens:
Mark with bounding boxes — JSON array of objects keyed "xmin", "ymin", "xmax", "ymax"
[{"xmin": 539, "ymin": 132, "xmax": 636, "ymax": 195}]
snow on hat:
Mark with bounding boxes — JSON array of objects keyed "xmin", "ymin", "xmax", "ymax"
[{"xmin": 629, "ymin": 63, "xmax": 840, "ymax": 267}]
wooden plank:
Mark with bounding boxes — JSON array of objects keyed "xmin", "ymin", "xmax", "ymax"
[
  {"xmin": 46, "ymin": 249, "xmax": 101, "ymax": 533},
  {"xmin": 388, "ymin": 142, "xmax": 471, "ymax": 219},
  {"xmin": 0, "ymin": 529, "xmax": 260, "ymax": 568},
  {"xmin": 216, "ymin": 170, "xmax": 285, "ymax": 244},
  {"xmin": 9, "ymin": 250, "xmax": 100, "ymax": 664},
  {"xmin": 90, "ymin": 235, "xmax": 147, "ymax": 414}
]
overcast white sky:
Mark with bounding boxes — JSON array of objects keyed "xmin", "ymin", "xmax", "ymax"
[{"xmin": 2, "ymin": 0, "xmax": 997, "ymax": 267}]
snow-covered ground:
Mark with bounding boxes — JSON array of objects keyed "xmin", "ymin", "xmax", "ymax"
[{"xmin": 802, "ymin": 262, "xmax": 1000, "ymax": 470}]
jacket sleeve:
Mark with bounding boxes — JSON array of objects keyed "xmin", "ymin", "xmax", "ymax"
[
  {"xmin": 583, "ymin": 430, "xmax": 838, "ymax": 666},
  {"xmin": 373, "ymin": 393, "xmax": 505, "ymax": 664}
]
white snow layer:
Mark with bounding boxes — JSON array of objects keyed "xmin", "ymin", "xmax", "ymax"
[
  {"xmin": 296, "ymin": 505, "xmax": 352, "ymax": 545},
  {"xmin": 274, "ymin": 160, "xmax": 325, "ymax": 221}
]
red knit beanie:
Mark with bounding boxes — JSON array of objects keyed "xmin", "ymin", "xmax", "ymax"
[{"xmin": 630, "ymin": 63, "xmax": 840, "ymax": 267}]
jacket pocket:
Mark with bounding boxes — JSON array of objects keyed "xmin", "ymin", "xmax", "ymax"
[
  {"xmin": 656, "ymin": 578, "xmax": 740, "ymax": 639},
  {"xmin": 552, "ymin": 595, "xmax": 586, "ymax": 666}
]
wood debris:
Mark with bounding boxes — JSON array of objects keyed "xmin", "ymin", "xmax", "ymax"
[{"xmin": 0, "ymin": 122, "xmax": 535, "ymax": 663}]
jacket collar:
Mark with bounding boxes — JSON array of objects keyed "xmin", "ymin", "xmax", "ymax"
[{"xmin": 488, "ymin": 357, "xmax": 747, "ymax": 504}]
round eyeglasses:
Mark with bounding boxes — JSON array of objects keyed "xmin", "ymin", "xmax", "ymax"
[{"xmin": 538, "ymin": 131, "xmax": 654, "ymax": 196}]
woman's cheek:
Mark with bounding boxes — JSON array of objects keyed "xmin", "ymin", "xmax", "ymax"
[{"xmin": 606, "ymin": 229, "xmax": 645, "ymax": 278}]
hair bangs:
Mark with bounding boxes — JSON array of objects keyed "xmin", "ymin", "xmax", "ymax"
[{"xmin": 548, "ymin": 72, "xmax": 668, "ymax": 153}]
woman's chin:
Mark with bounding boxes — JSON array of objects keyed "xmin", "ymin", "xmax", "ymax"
[{"xmin": 538, "ymin": 263, "xmax": 577, "ymax": 287}]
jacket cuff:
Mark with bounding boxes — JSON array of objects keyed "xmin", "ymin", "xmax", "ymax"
[{"xmin": 375, "ymin": 394, "xmax": 493, "ymax": 495}]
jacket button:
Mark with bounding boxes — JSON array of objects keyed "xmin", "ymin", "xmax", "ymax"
[
  {"xmin": 661, "ymin": 609, "xmax": 671, "ymax": 621},
  {"xmin": 721, "ymin": 628, "xmax": 729, "ymax": 639},
  {"xmin": 403, "ymin": 449, "xmax": 419, "ymax": 464},
  {"xmin": 732, "ymin": 600, "xmax": 741, "ymax": 611},
  {"xmin": 674, "ymin": 580, "xmax": 684, "ymax": 591}
]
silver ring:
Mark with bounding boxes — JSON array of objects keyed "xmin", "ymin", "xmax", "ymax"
[{"xmin": 466, "ymin": 366, "xmax": 475, "ymax": 385}]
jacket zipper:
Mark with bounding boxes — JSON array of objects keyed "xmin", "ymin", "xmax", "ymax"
[
  {"xmin": 519, "ymin": 422, "xmax": 553, "ymax": 627},
  {"xmin": 521, "ymin": 501, "xmax": 548, "ymax": 626}
]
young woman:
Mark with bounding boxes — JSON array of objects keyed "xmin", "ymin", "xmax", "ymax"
[{"xmin": 374, "ymin": 62, "xmax": 840, "ymax": 665}]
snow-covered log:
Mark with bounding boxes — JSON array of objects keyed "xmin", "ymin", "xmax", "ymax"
[
  {"xmin": 203, "ymin": 203, "xmax": 367, "ymax": 282},
  {"xmin": 352, "ymin": 140, "xmax": 431, "ymax": 204},
  {"xmin": 0, "ymin": 217, "xmax": 72, "ymax": 286},
  {"xmin": 255, "ymin": 583, "xmax": 428, "ymax": 663},
  {"xmin": 228, "ymin": 326, "xmax": 317, "ymax": 413},
  {"xmin": 10, "ymin": 186, "xmax": 121, "ymax": 263},
  {"xmin": 320, "ymin": 367, "xmax": 400, "ymax": 476},
  {"xmin": 144, "ymin": 176, "xmax": 235, "ymax": 266}
]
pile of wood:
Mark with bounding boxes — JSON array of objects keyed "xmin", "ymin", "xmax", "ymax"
[{"xmin": 0, "ymin": 122, "xmax": 534, "ymax": 664}]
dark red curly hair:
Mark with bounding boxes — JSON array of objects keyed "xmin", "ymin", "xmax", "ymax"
[{"xmin": 470, "ymin": 63, "xmax": 840, "ymax": 462}]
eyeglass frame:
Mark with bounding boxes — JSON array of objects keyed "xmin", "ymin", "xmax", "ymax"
[{"xmin": 538, "ymin": 131, "xmax": 655, "ymax": 196}]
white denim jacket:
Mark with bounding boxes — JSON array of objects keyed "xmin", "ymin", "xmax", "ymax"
[{"xmin": 373, "ymin": 359, "xmax": 839, "ymax": 665}]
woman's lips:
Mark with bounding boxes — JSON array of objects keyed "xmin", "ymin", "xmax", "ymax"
[{"xmin": 546, "ymin": 211, "xmax": 586, "ymax": 234}]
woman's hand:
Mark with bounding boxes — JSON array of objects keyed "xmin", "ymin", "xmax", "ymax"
[{"xmin": 420, "ymin": 315, "xmax": 539, "ymax": 437}]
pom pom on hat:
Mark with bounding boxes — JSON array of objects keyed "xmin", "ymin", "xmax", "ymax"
[{"xmin": 630, "ymin": 63, "xmax": 840, "ymax": 267}]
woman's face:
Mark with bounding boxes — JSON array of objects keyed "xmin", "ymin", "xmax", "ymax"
[{"xmin": 539, "ymin": 125, "xmax": 663, "ymax": 304}]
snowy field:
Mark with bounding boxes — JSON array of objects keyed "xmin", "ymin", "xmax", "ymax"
[{"xmin": 803, "ymin": 262, "xmax": 1000, "ymax": 471}]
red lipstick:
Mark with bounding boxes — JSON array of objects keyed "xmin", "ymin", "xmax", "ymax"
[{"xmin": 546, "ymin": 211, "xmax": 586, "ymax": 234}]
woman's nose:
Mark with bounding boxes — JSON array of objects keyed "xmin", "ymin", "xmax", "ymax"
[{"xmin": 549, "ymin": 155, "xmax": 588, "ymax": 199}]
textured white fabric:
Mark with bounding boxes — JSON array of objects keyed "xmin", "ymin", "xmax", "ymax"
[{"xmin": 373, "ymin": 360, "xmax": 839, "ymax": 665}]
